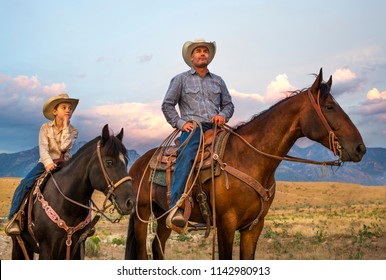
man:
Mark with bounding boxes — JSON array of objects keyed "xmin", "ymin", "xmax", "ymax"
[{"xmin": 161, "ymin": 39, "xmax": 234, "ymax": 229}]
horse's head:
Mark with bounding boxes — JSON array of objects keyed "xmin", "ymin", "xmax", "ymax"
[
  {"xmin": 301, "ymin": 68, "xmax": 366, "ymax": 162},
  {"xmin": 91, "ymin": 124, "xmax": 135, "ymax": 215}
]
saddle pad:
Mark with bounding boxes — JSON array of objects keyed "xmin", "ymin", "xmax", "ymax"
[{"xmin": 150, "ymin": 170, "xmax": 167, "ymax": 187}]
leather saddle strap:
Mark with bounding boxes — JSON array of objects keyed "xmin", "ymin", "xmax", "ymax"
[
  {"xmin": 213, "ymin": 154, "xmax": 275, "ymax": 201},
  {"xmin": 166, "ymin": 158, "xmax": 173, "ymax": 207}
]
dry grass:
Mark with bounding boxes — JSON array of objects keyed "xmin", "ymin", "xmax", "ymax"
[{"xmin": 1, "ymin": 178, "xmax": 385, "ymax": 260}]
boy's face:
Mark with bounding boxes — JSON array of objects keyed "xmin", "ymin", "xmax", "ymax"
[{"xmin": 53, "ymin": 102, "xmax": 74, "ymax": 120}]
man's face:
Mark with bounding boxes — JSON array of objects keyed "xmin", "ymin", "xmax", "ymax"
[{"xmin": 190, "ymin": 46, "xmax": 209, "ymax": 68}]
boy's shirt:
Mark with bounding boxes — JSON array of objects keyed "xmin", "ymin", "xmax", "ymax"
[{"xmin": 39, "ymin": 120, "xmax": 78, "ymax": 167}]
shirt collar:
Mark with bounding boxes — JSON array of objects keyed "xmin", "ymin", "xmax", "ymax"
[
  {"xmin": 47, "ymin": 120, "xmax": 56, "ymax": 127},
  {"xmin": 189, "ymin": 67, "xmax": 212, "ymax": 77}
]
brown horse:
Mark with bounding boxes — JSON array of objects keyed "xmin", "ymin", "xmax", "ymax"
[{"xmin": 125, "ymin": 69, "xmax": 366, "ymax": 260}]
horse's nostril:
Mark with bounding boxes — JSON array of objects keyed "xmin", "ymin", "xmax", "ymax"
[
  {"xmin": 126, "ymin": 199, "xmax": 134, "ymax": 211},
  {"xmin": 356, "ymin": 144, "xmax": 366, "ymax": 155}
]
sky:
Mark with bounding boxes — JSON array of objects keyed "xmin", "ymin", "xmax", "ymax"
[{"xmin": 1, "ymin": 0, "xmax": 385, "ymax": 155}]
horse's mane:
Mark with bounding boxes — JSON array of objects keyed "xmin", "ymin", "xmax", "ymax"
[
  {"xmin": 233, "ymin": 90, "xmax": 301, "ymax": 131},
  {"xmin": 67, "ymin": 136, "xmax": 101, "ymax": 163},
  {"xmin": 234, "ymin": 80, "xmax": 331, "ymax": 131},
  {"xmin": 64, "ymin": 134, "xmax": 128, "ymax": 166}
]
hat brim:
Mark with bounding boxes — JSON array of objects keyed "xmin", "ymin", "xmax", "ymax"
[
  {"xmin": 182, "ymin": 41, "xmax": 216, "ymax": 68},
  {"xmin": 43, "ymin": 97, "xmax": 79, "ymax": 120}
]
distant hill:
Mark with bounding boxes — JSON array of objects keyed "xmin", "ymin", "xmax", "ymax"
[
  {"xmin": 276, "ymin": 143, "xmax": 386, "ymax": 186},
  {"xmin": 0, "ymin": 142, "xmax": 385, "ymax": 186},
  {"xmin": 0, "ymin": 141, "xmax": 140, "ymax": 178}
]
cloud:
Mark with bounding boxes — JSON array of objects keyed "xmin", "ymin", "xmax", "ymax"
[
  {"xmin": 76, "ymin": 101, "xmax": 172, "ymax": 153},
  {"xmin": 367, "ymin": 88, "xmax": 386, "ymax": 100},
  {"xmin": 229, "ymin": 89, "xmax": 264, "ymax": 103},
  {"xmin": 231, "ymin": 74, "xmax": 296, "ymax": 105},
  {"xmin": 331, "ymin": 67, "xmax": 364, "ymax": 95},
  {"xmin": 228, "ymin": 74, "xmax": 297, "ymax": 125},
  {"xmin": 333, "ymin": 68, "xmax": 357, "ymax": 82},
  {"xmin": 139, "ymin": 54, "xmax": 153, "ymax": 63},
  {"xmin": 265, "ymin": 74, "xmax": 297, "ymax": 103},
  {"xmin": 0, "ymin": 74, "xmax": 67, "ymax": 121}
]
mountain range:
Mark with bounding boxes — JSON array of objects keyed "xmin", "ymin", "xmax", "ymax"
[{"xmin": 0, "ymin": 142, "xmax": 385, "ymax": 186}]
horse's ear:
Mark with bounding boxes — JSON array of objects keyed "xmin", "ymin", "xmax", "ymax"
[
  {"xmin": 101, "ymin": 124, "xmax": 110, "ymax": 145},
  {"xmin": 327, "ymin": 75, "xmax": 332, "ymax": 88},
  {"xmin": 310, "ymin": 68, "xmax": 323, "ymax": 93},
  {"xmin": 116, "ymin": 128, "xmax": 124, "ymax": 141}
]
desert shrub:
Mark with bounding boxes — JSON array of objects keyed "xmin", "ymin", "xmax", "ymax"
[
  {"xmin": 86, "ymin": 236, "xmax": 101, "ymax": 257},
  {"xmin": 112, "ymin": 236, "xmax": 126, "ymax": 246}
]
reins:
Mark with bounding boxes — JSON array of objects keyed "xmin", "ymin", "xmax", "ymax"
[{"xmin": 220, "ymin": 88, "xmax": 343, "ymax": 167}]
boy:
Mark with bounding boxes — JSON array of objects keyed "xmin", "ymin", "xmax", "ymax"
[{"xmin": 5, "ymin": 93, "xmax": 79, "ymax": 235}]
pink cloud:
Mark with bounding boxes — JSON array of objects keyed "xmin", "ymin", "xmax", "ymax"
[
  {"xmin": 332, "ymin": 68, "xmax": 357, "ymax": 82},
  {"xmin": 367, "ymin": 88, "xmax": 386, "ymax": 100},
  {"xmin": 77, "ymin": 102, "xmax": 173, "ymax": 152},
  {"xmin": 265, "ymin": 74, "xmax": 296, "ymax": 103},
  {"xmin": 0, "ymin": 73, "xmax": 67, "ymax": 119}
]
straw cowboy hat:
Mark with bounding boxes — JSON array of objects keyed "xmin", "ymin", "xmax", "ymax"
[
  {"xmin": 43, "ymin": 93, "xmax": 79, "ymax": 120},
  {"xmin": 182, "ymin": 39, "xmax": 216, "ymax": 67}
]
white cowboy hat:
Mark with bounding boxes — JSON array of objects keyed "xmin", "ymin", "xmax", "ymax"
[
  {"xmin": 42, "ymin": 93, "xmax": 79, "ymax": 120},
  {"xmin": 182, "ymin": 39, "xmax": 216, "ymax": 67}
]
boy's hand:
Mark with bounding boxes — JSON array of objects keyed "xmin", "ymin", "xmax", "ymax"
[
  {"xmin": 63, "ymin": 115, "xmax": 70, "ymax": 127},
  {"xmin": 45, "ymin": 163, "xmax": 57, "ymax": 172}
]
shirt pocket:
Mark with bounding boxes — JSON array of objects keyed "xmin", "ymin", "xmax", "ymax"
[
  {"xmin": 208, "ymin": 85, "xmax": 221, "ymax": 105},
  {"xmin": 183, "ymin": 85, "xmax": 200, "ymax": 101}
]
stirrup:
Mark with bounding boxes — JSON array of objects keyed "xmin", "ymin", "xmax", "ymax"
[
  {"xmin": 5, "ymin": 214, "xmax": 22, "ymax": 236},
  {"xmin": 166, "ymin": 208, "xmax": 188, "ymax": 234}
]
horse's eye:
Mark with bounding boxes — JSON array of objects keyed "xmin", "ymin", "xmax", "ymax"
[
  {"xmin": 325, "ymin": 105, "xmax": 334, "ymax": 111},
  {"xmin": 106, "ymin": 160, "xmax": 113, "ymax": 166}
]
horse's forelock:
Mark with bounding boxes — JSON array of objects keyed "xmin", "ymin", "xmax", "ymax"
[{"xmin": 103, "ymin": 135, "xmax": 128, "ymax": 164}]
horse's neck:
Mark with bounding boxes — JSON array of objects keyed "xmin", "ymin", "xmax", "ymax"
[
  {"xmin": 235, "ymin": 94, "xmax": 304, "ymax": 166},
  {"xmin": 46, "ymin": 150, "xmax": 94, "ymax": 205}
]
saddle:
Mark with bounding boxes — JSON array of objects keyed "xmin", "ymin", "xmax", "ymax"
[
  {"xmin": 5, "ymin": 158, "xmax": 65, "ymax": 237},
  {"xmin": 148, "ymin": 128, "xmax": 230, "ymax": 234}
]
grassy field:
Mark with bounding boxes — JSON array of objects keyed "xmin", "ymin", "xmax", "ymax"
[{"xmin": 1, "ymin": 178, "xmax": 385, "ymax": 260}]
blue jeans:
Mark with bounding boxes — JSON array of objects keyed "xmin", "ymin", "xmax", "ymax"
[
  {"xmin": 170, "ymin": 123, "xmax": 212, "ymax": 208},
  {"xmin": 8, "ymin": 162, "xmax": 45, "ymax": 219}
]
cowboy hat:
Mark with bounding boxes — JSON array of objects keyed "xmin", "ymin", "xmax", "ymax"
[
  {"xmin": 182, "ymin": 39, "xmax": 216, "ymax": 67},
  {"xmin": 42, "ymin": 93, "xmax": 79, "ymax": 120}
]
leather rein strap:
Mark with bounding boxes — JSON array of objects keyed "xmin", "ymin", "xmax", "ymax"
[
  {"xmin": 96, "ymin": 140, "xmax": 132, "ymax": 213},
  {"xmin": 307, "ymin": 89, "xmax": 342, "ymax": 158}
]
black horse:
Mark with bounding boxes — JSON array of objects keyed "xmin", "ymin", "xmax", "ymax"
[{"xmin": 11, "ymin": 124, "xmax": 135, "ymax": 259}]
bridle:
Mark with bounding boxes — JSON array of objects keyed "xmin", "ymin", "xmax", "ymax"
[
  {"xmin": 96, "ymin": 140, "xmax": 132, "ymax": 214},
  {"xmin": 307, "ymin": 88, "xmax": 343, "ymax": 159},
  {"xmin": 28, "ymin": 139, "xmax": 132, "ymax": 260}
]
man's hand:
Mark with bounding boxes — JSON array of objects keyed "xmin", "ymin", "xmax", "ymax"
[
  {"xmin": 211, "ymin": 115, "xmax": 226, "ymax": 126},
  {"xmin": 181, "ymin": 121, "xmax": 194, "ymax": 132}
]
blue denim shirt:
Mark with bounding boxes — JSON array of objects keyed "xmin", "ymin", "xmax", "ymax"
[{"xmin": 162, "ymin": 68, "xmax": 234, "ymax": 129}]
